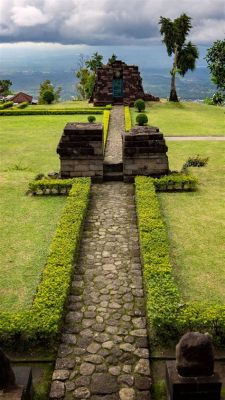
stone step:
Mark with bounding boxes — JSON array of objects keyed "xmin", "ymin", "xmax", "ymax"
[
  {"xmin": 103, "ymin": 162, "xmax": 123, "ymax": 173},
  {"xmin": 103, "ymin": 172, "xmax": 124, "ymax": 181}
]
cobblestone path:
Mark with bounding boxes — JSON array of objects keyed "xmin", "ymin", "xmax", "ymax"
[
  {"xmin": 50, "ymin": 182, "xmax": 151, "ymax": 400},
  {"xmin": 104, "ymin": 106, "xmax": 124, "ymax": 165}
]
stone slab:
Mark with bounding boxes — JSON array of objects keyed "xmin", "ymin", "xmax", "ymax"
[{"xmin": 166, "ymin": 361, "xmax": 222, "ymax": 400}]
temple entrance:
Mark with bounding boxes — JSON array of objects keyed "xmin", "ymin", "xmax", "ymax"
[{"xmin": 112, "ymin": 78, "xmax": 123, "ymax": 99}]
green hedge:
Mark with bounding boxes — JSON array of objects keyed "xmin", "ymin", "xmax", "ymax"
[
  {"xmin": 135, "ymin": 176, "xmax": 225, "ymax": 345},
  {"xmin": 16, "ymin": 101, "xmax": 29, "ymax": 109},
  {"xmin": 124, "ymin": 106, "xmax": 132, "ymax": 132},
  {"xmin": 28, "ymin": 178, "xmax": 76, "ymax": 195},
  {"xmin": 103, "ymin": 110, "xmax": 110, "ymax": 147},
  {"xmin": 0, "ymin": 108, "xmax": 104, "ymax": 116},
  {"xmin": 0, "ymin": 101, "xmax": 14, "ymax": 110},
  {"xmin": 153, "ymin": 173, "xmax": 198, "ymax": 191},
  {"xmin": 0, "ymin": 178, "xmax": 91, "ymax": 346}
]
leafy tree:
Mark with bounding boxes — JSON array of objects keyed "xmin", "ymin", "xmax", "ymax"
[
  {"xmin": 42, "ymin": 90, "xmax": 55, "ymax": 104},
  {"xmin": 76, "ymin": 67, "xmax": 94, "ymax": 99},
  {"xmin": 0, "ymin": 80, "xmax": 12, "ymax": 95},
  {"xmin": 205, "ymin": 40, "xmax": 225, "ymax": 93},
  {"xmin": 38, "ymin": 80, "xmax": 61, "ymax": 104},
  {"xmin": 159, "ymin": 14, "xmax": 199, "ymax": 101},
  {"xmin": 85, "ymin": 52, "xmax": 103, "ymax": 73},
  {"xmin": 108, "ymin": 54, "xmax": 118, "ymax": 64},
  {"xmin": 75, "ymin": 52, "xmax": 103, "ymax": 100}
]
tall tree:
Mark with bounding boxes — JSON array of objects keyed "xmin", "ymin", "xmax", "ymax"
[
  {"xmin": 159, "ymin": 14, "xmax": 199, "ymax": 101},
  {"xmin": 38, "ymin": 80, "xmax": 61, "ymax": 104},
  {"xmin": 85, "ymin": 52, "xmax": 103, "ymax": 74},
  {"xmin": 75, "ymin": 53, "xmax": 103, "ymax": 100},
  {"xmin": 205, "ymin": 40, "xmax": 225, "ymax": 93},
  {"xmin": 0, "ymin": 80, "xmax": 12, "ymax": 96}
]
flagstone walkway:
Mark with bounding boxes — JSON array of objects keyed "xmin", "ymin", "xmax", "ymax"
[
  {"xmin": 104, "ymin": 106, "xmax": 124, "ymax": 165},
  {"xmin": 49, "ymin": 107, "xmax": 151, "ymax": 400}
]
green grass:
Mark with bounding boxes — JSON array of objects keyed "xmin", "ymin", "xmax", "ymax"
[
  {"xmin": 131, "ymin": 101, "xmax": 225, "ymax": 136},
  {"xmin": 158, "ymin": 141, "xmax": 225, "ymax": 305},
  {"xmin": 0, "ymin": 114, "xmax": 101, "ymax": 311}
]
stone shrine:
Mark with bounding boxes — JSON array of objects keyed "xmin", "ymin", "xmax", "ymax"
[
  {"xmin": 122, "ymin": 125, "xmax": 169, "ymax": 182},
  {"xmin": 57, "ymin": 122, "xmax": 104, "ymax": 182},
  {"xmin": 166, "ymin": 332, "xmax": 222, "ymax": 400},
  {"xmin": 91, "ymin": 60, "xmax": 159, "ymax": 106}
]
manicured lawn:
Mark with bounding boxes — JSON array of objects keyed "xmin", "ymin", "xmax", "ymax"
[
  {"xmin": 158, "ymin": 141, "xmax": 225, "ymax": 304},
  {"xmin": 0, "ymin": 114, "xmax": 101, "ymax": 311},
  {"xmin": 131, "ymin": 101, "xmax": 225, "ymax": 136}
]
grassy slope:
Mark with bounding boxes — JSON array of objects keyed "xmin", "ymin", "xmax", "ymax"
[
  {"xmin": 0, "ymin": 114, "xmax": 101, "ymax": 311},
  {"xmin": 158, "ymin": 141, "xmax": 225, "ymax": 304},
  {"xmin": 131, "ymin": 101, "xmax": 225, "ymax": 136}
]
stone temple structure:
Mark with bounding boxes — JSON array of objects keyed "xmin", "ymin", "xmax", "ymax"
[{"xmin": 90, "ymin": 60, "xmax": 159, "ymax": 106}]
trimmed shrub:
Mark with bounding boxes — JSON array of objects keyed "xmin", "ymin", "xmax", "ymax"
[
  {"xmin": 136, "ymin": 113, "xmax": 148, "ymax": 126},
  {"xmin": 105, "ymin": 104, "xmax": 112, "ymax": 110},
  {"xmin": 153, "ymin": 173, "xmax": 198, "ymax": 191},
  {"xmin": 16, "ymin": 102, "xmax": 29, "ymax": 109},
  {"xmin": 124, "ymin": 106, "xmax": 132, "ymax": 132},
  {"xmin": 134, "ymin": 99, "xmax": 145, "ymax": 112},
  {"xmin": 0, "ymin": 178, "xmax": 91, "ymax": 346},
  {"xmin": 135, "ymin": 176, "xmax": 225, "ymax": 345},
  {"xmin": 88, "ymin": 115, "xmax": 96, "ymax": 123},
  {"xmin": 0, "ymin": 109, "xmax": 104, "ymax": 116},
  {"xmin": 28, "ymin": 178, "xmax": 76, "ymax": 195},
  {"xmin": 0, "ymin": 101, "xmax": 14, "ymax": 110},
  {"xmin": 103, "ymin": 110, "xmax": 110, "ymax": 147}
]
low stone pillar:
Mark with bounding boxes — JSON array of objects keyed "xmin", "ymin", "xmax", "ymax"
[
  {"xmin": 57, "ymin": 123, "xmax": 104, "ymax": 182},
  {"xmin": 166, "ymin": 332, "xmax": 222, "ymax": 400},
  {"xmin": 122, "ymin": 126, "xmax": 169, "ymax": 182},
  {"xmin": 0, "ymin": 348, "xmax": 32, "ymax": 399}
]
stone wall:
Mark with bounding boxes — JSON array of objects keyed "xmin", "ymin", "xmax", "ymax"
[
  {"xmin": 91, "ymin": 60, "xmax": 159, "ymax": 106},
  {"xmin": 122, "ymin": 126, "xmax": 169, "ymax": 182},
  {"xmin": 57, "ymin": 123, "xmax": 103, "ymax": 182}
]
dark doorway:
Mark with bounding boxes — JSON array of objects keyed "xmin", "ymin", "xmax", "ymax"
[{"xmin": 112, "ymin": 79, "xmax": 123, "ymax": 99}]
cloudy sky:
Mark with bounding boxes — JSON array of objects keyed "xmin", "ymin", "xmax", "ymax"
[{"xmin": 0, "ymin": 0, "xmax": 224, "ymax": 46}]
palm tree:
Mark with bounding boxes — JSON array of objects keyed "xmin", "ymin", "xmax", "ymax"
[{"xmin": 159, "ymin": 14, "xmax": 199, "ymax": 102}]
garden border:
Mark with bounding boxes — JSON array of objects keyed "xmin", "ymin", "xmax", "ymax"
[
  {"xmin": 0, "ymin": 178, "xmax": 91, "ymax": 346},
  {"xmin": 135, "ymin": 176, "xmax": 225, "ymax": 345},
  {"xmin": 124, "ymin": 106, "xmax": 132, "ymax": 132},
  {"xmin": 0, "ymin": 109, "xmax": 104, "ymax": 116}
]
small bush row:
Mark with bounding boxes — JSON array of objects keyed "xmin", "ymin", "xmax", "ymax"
[
  {"xmin": 0, "ymin": 178, "xmax": 91, "ymax": 346},
  {"xmin": 0, "ymin": 101, "xmax": 14, "ymax": 110},
  {"xmin": 153, "ymin": 173, "xmax": 198, "ymax": 191},
  {"xmin": 0, "ymin": 108, "xmax": 104, "ymax": 116},
  {"xmin": 124, "ymin": 106, "xmax": 132, "ymax": 132},
  {"xmin": 28, "ymin": 178, "xmax": 76, "ymax": 195},
  {"xmin": 16, "ymin": 101, "xmax": 29, "ymax": 109},
  {"xmin": 135, "ymin": 176, "xmax": 225, "ymax": 345},
  {"xmin": 103, "ymin": 110, "xmax": 110, "ymax": 147}
]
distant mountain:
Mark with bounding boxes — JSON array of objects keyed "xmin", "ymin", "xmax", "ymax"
[{"xmin": 0, "ymin": 45, "xmax": 216, "ymax": 101}]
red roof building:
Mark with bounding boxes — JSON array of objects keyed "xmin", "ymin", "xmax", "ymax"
[{"xmin": 10, "ymin": 92, "xmax": 33, "ymax": 104}]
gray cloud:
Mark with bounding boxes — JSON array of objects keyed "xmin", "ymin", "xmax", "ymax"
[{"xmin": 0, "ymin": 0, "xmax": 224, "ymax": 45}]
